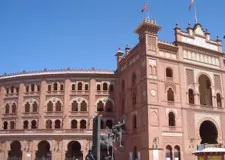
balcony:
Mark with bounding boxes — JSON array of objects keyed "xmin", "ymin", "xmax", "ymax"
[
  {"xmin": 21, "ymin": 112, "xmax": 39, "ymax": 118},
  {"xmin": 68, "ymin": 111, "xmax": 89, "ymax": 117},
  {"xmin": 44, "ymin": 111, "xmax": 63, "ymax": 118},
  {"xmin": 2, "ymin": 113, "xmax": 17, "ymax": 119}
]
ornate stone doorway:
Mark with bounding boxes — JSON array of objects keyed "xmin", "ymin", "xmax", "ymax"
[
  {"xmin": 65, "ymin": 141, "xmax": 83, "ymax": 160},
  {"xmin": 35, "ymin": 141, "xmax": 51, "ymax": 160},
  {"xmin": 200, "ymin": 120, "xmax": 218, "ymax": 144}
]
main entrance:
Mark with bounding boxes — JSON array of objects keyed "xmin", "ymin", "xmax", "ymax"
[
  {"xmin": 200, "ymin": 120, "xmax": 218, "ymax": 144},
  {"xmin": 65, "ymin": 141, "xmax": 83, "ymax": 160}
]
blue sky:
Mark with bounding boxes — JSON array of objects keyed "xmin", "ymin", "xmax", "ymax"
[{"xmin": 0, "ymin": 0, "xmax": 224, "ymax": 75}]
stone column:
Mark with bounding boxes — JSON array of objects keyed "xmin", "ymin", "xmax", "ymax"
[
  {"xmin": 211, "ymin": 86, "xmax": 216, "ymax": 107},
  {"xmin": 63, "ymin": 79, "xmax": 71, "ymax": 129},
  {"xmin": 17, "ymin": 83, "xmax": 25, "ymax": 129},
  {"xmin": 194, "ymin": 83, "xmax": 200, "ymax": 105},
  {"xmin": 39, "ymin": 80, "xmax": 47, "ymax": 129}
]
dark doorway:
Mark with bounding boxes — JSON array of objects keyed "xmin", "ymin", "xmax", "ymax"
[
  {"xmin": 200, "ymin": 120, "xmax": 218, "ymax": 144},
  {"xmin": 66, "ymin": 141, "xmax": 83, "ymax": 160},
  {"xmin": 35, "ymin": 141, "xmax": 51, "ymax": 160},
  {"xmin": 8, "ymin": 141, "xmax": 22, "ymax": 159}
]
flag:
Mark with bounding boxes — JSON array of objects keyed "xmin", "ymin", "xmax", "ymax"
[
  {"xmin": 189, "ymin": 0, "xmax": 194, "ymax": 11},
  {"xmin": 141, "ymin": 3, "xmax": 148, "ymax": 12}
]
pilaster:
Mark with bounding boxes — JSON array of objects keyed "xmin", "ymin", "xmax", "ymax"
[
  {"xmin": 63, "ymin": 79, "xmax": 71, "ymax": 129},
  {"xmin": 39, "ymin": 80, "xmax": 47, "ymax": 129},
  {"xmin": 17, "ymin": 83, "xmax": 25, "ymax": 129}
]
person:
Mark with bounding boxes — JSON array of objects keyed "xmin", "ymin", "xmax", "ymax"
[
  {"xmin": 85, "ymin": 150, "xmax": 95, "ymax": 160},
  {"xmin": 112, "ymin": 118, "xmax": 125, "ymax": 147}
]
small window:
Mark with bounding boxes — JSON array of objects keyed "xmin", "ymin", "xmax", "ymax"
[
  {"xmin": 167, "ymin": 88, "xmax": 174, "ymax": 102},
  {"xmin": 25, "ymin": 102, "xmax": 30, "ymax": 113},
  {"xmin": 97, "ymin": 101, "xmax": 104, "ymax": 112},
  {"xmin": 12, "ymin": 103, "xmax": 17, "ymax": 114},
  {"xmin": 71, "ymin": 120, "xmax": 77, "ymax": 129},
  {"xmin": 217, "ymin": 93, "xmax": 222, "ymax": 108},
  {"xmin": 103, "ymin": 83, "xmax": 108, "ymax": 91},
  {"xmin": 60, "ymin": 84, "xmax": 64, "ymax": 91},
  {"xmin": 78, "ymin": 82, "xmax": 82, "ymax": 90},
  {"xmin": 72, "ymin": 84, "xmax": 76, "ymax": 91},
  {"xmin": 16, "ymin": 87, "xmax": 19, "ymax": 94},
  {"xmin": 106, "ymin": 120, "xmax": 113, "ymax": 129},
  {"xmin": 169, "ymin": 112, "xmax": 175, "ymax": 126},
  {"xmin": 72, "ymin": 101, "xmax": 78, "ymax": 111},
  {"xmin": 53, "ymin": 83, "xmax": 58, "ymax": 91},
  {"xmin": 33, "ymin": 102, "xmax": 38, "ymax": 112},
  {"xmin": 3, "ymin": 121, "xmax": 8, "ymax": 130},
  {"xmin": 47, "ymin": 101, "xmax": 53, "ymax": 112},
  {"xmin": 166, "ymin": 145, "xmax": 173, "ymax": 160},
  {"xmin": 166, "ymin": 68, "xmax": 173, "ymax": 78},
  {"xmin": 109, "ymin": 84, "xmax": 114, "ymax": 92},
  {"xmin": 31, "ymin": 120, "xmax": 37, "ymax": 129},
  {"xmin": 55, "ymin": 101, "xmax": 62, "ymax": 112},
  {"xmin": 46, "ymin": 120, "xmax": 52, "ymax": 129},
  {"xmin": 10, "ymin": 121, "xmax": 15, "ymax": 129},
  {"xmin": 97, "ymin": 84, "xmax": 101, "ymax": 91},
  {"xmin": 133, "ymin": 115, "xmax": 137, "ymax": 129},
  {"xmin": 5, "ymin": 104, "xmax": 10, "ymax": 114},
  {"xmin": 105, "ymin": 101, "xmax": 113, "ymax": 112},
  {"xmin": 6, "ymin": 88, "xmax": 9, "ymax": 94},
  {"xmin": 85, "ymin": 84, "xmax": 89, "ymax": 91},
  {"xmin": 80, "ymin": 120, "xmax": 87, "ymax": 129},
  {"xmin": 37, "ymin": 85, "xmax": 40, "ymax": 92},
  {"xmin": 174, "ymin": 146, "xmax": 181, "ymax": 160},
  {"xmin": 23, "ymin": 121, "xmax": 29, "ymax": 129},
  {"xmin": 26, "ymin": 86, "xmax": 29, "ymax": 93},
  {"xmin": 55, "ymin": 120, "xmax": 61, "ymax": 129},
  {"xmin": 11, "ymin": 86, "xmax": 14, "ymax": 94},
  {"xmin": 188, "ymin": 89, "xmax": 194, "ymax": 104},
  {"xmin": 132, "ymin": 73, "xmax": 136, "ymax": 85},
  {"xmin": 48, "ymin": 85, "xmax": 51, "ymax": 92},
  {"xmin": 80, "ymin": 101, "xmax": 87, "ymax": 111},
  {"xmin": 31, "ymin": 84, "xmax": 35, "ymax": 92}
]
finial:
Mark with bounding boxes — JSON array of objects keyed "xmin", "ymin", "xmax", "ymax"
[
  {"xmin": 125, "ymin": 45, "xmax": 130, "ymax": 55},
  {"xmin": 188, "ymin": 23, "xmax": 191, "ymax": 28},
  {"xmin": 216, "ymin": 35, "xmax": 221, "ymax": 42}
]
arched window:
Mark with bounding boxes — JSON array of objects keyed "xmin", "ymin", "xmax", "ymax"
[
  {"xmin": 5, "ymin": 104, "xmax": 10, "ymax": 114},
  {"xmin": 78, "ymin": 82, "xmax": 82, "ymax": 90},
  {"xmin": 97, "ymin": 101, "xmax": 104, "ymax": 112},
  {"xmin": 132, "ymin": 92, "xmax": 136, "ymax": 106},
  {"xmin": 166, "ymin": 145, "xmax": 173, "ymax": 160},
  {"xmin": 199, "ymin": 75, "xmax": 212, "ymax": 106},
  {"xmin": 167, "ymin": 88, "xmax": 174, "ymax": 102},
  {"xmin": 166, "ymin": 68, "xmax": 173, "ymax": 78},
  {"xmin": 31, "ymin": 84, "xmax": 35, "ymax": 92},
  {"xmin": 25, "ymin": 102, "xmax": 30, "ymax": 113},
  {"xmin": 33, "ymin": 102, "xmax": 38, "ymax": 112},
  {"xmin": 105, "ymin": 101, "xmax": 113, "ymax": 112},
  {"xmin": 60, "ymin": 84, "xmax": 64, "ymax": 91},
  {"xmin": 6, "ymin": 88, "xmax": 9, "ymax": 94},
  {"xmin": 3, "ymin": 121, "xmax": 8, "ymax": 130},
  {"xmin": 12, "ymin": 103, "xmax": 16, "ymax": 114},
  {"xmin": 55, "ymin": 120, "xmax": 61, "ymax": 129},
  {"xmin": 55, "ymin": 101, "xmax": 62, "ymax": 112},
  {"xmin": 80, "ymin": 120, "xmax": 87, "ymax": 129},
  {"xmin": 26, "ymin": 86, "xmax": 29, "ymax": 93},
  {"xmin": 11, "ymin": 86, "xmax": 14, "ymax": 94},
  {"xmin": 109, "ymin": 84, "xmax": 114, "ymax": 92},
  {"xmin": 71, "ymin": 120, "xmax": 77, "ymax": 129},
  {"xmin": 85, "ymin": 84, "xmax": 89, "ymax": 90},
  {"xmin": 72, "ymin": 84, "xmax": 76, "ymax": 91},
  {"xmin": 46, "ymin": 120, "xmax": 52, "ymax": 129},
  {"xmin": 132, "ymin": 72, "xmax": 136, "ymax": 85},
  {"xmin": 48, "ymin": 85, "xmax": 51, "ymax": 92},
  {"xmin": 53, "ymin": 83, "xmax": 58, "ymax": 91},
  {"xmin": 106, "ymin": 120, "xmax": 113, "ymax": 129},
  {"xmin": 121, "ymin": 80, "xmax": 125, "ymax": 92},
  {"xmin": 97, "ymin": 84, "xmax": 101, "ymax": 91},
  {"xmin": 217, "ymin": 93, "xmax": 222, "ymax": 108},
  {"xmin": 31, "ymin": 120, "xmax": 37, "ymax": 129},
  {"xmin": 37, "ymin": 85, "xmax": 40, "ymax": 92},
  {"xmin": 10, "ymin": 121, "xmax": 15, "ymax": 129},
  {"xmin": 72, "ymin": 101, "xmax": 78, "ymax": 111},
  {"xmin": 16, "ymin": 87, "xmax": 19, "ymax": 94},
  {"xmin": 103, "ymin": 83, "xmax": 108, "ymax": 91},
  {"xmin": 80, "ymin": 101, "xmax": 87, "ymax": 111},
  {"xmin": 188, "ymin": 89, "xmax": 194, "ymax": 104},
  {"xmin": 133, "ymin": 115, "xmax": 137, "ymax": 129},
  {"xmin": 169, "ymin": 112, "xmax": 175, "ymax": 127},
  {"xmin": 174, "ymin": 146, "xmax": 181, "ymax": 160},
  {"xmin": 23, "ymin": 121, "xmax": 29, "ymax": 129},
  {"xmin": 47, "ymin": 101, "xmax": 53, "ymax": 112}
]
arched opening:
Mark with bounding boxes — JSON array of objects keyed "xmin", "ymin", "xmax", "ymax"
[
  {"xmin": 46, "ymin": 120, "xmax": 52, "ymax": 129},
  {"xmin": 109, "ymin": 84, "xmax": 114, "ymax": 92},
  {"xmin": 48, "ymin": 84, "xmax": 51, "ymax": 92},
  {"xmin": 12, "ymin": 103, "xmax": 17, "ymax": 114},
  {"xmin": 106, "ymin": 120, "xmax": 113, "ymax": 129},
  {"xmin": 105, "ymin": 100, "xmax": 113, "ymax": 112},
  {"xmin": 85, "ymin": 84, "xmax": 89, "ymax": 90},
  {"xmin": 53, "ymin": 82, "xmax": 58, "ymax": 91},
  {"xmin": 78, "ymin": 82, "xmax": 82, "ymax": 91},
  {"xmin": 174, "ymin": 145, "xmax": 181, "ymax": 160},
  {"xmin": 200, "ymin": 120, "xmax": 218, "ymax": 144},
  {"xmin": 97, "ymin": 101, "xmax": 104, "ymax": 112},
  {"xmin": 25, "ymin": 102, "xmax": 30, "ymax": 113},
  {"xmin": 47, "ymin": 101, "xmax": 53, "ymax": 112},
  {"xmin": 31, "ymin": 120, "xmax": 37, "ymax": 129},
  {"xmin": 168, "ymin": 112, "xmax": 175, "ymax": 127},
  {"xmin": 71, "ymin": 120, "xmax": 77, "ymax": 129},
  {"xmin": 216, "ymin": 93, "xmax": 222, "ymax": 108},
  {"xmin": 133, "ymin": 114, "xmax": 137, "ymax": 129},
  {"xmin": 199, "ymin": 75, "xmax": 212, "ymax": 106},
  {"xmin": 188, "ymin": 89, "xmax": 195, "ymax": 104},
  {"xmin": 8, "ymin": 141, "xmax": 22, "ymax": 159},
  {"xmin": 5, "ymin": 104, "xmax": 9, "ymax": 114},
  {"xmin": 103, "ymin": 83, "xmax": 108, "ymax": 91},
  {"xmin": 166, "ymin": 145, "xmax": 173, "ymax": 160},
  {"xmin": 60, "ymin": 84, "xmax": 64, "ymax": 91},
  {"xmin": 66, "ymin": 141, "xmax": 83, "ymax": 159},
  {"xmin": 31, "ymin": 84, "xmax": 35, "ymax": 92},
  {"xmin": 33, "ymin": 101, "xmax": 38, "ymax": 112},
  {"xmin": 72, "ymin": 84, "xmax": 76, "ymax": 91},
  {"xmin": 35, "ymin": 141, "xmax": 51, "ymax": 159},
  {"xmin": 97, "ymin": 84, "xmax": 101, "ymax": 91},
  {"xmin": 55, "ymin": 101, "xmax": 62, "ymax": 112},
  {"xmin": 3, "ymin": 121, "xmax": 8, "ymax": 130},
  {"xmin": 55, "ymin": 120, "xmax": 61, "ymax": 129},
  {"xmin": 80, "ymin": 101, "xmax": 87, "ymax": 111},
  {"xmin": 80, "ymin": 120, "xmax": 86, "ymax": 129},
  {"xmin": 72, "ymin": 101, "xmax": 78, "ymax": 111},
  {"xmin": 166, "ymin": 68, "xmax": 173, "ymax": 78},
  {"xmin": 23, "ymin": 120, "xmax": 29, "ymax": 129},
  {"xmin": 167, "ymin": 88, "xmax": 174, "ymax": 102},
  {"xmin": 10, "ymin": 121, "xmax": 15, "ymax": 129}
]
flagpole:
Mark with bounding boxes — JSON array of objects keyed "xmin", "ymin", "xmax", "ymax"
[
  {"xmin": 194, "ymin": 3, "xmax": 198, "ymax": 24},
  {"xmin": 146, "ymin": 0, "xmax": 149, "ymax": 19}
]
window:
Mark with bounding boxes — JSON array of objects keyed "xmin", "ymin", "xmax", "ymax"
[
  {"xmin": 48, "ymin": 85, "xmax": 51, "ymax": 92},
  {"xmin": 31, "ymin": 120, "xmax": 37, "ymax": 129},
  {"xmin": 109, "ymin": 84, "xmax": 114, "ymax": 92},
  {"xmin": 80, "ymin": 120, "xmax": 86, "ymax": 129},
  {"xmin": 11, "ymin": 86, "xmax": 14, "ymax": 94},
  {"xmin": 16, "ymin": 87, "xmax": 19, "ymax": 94},
  {"xmin": 25, "ymin": 102, "xmax": 30, "ymax": 113},
  {"xmin": 97, "ymin": 84, "xmax": 101, "ymax": 91},
  {"xmin": 188, "ymin": 89, "xmax": 194, "ymax": 104},
  {"xmin": 106, "ymin": 120, "xmax": 113, "ymax": 129},
  {"xmin": 53, "ymin": 83, "xmax": 58, "ymax": 91},
  {"xmin": 133, "ymin": 115, "xmax": 137, "ymax": 129},
  {"xmin": 46, "ymin": 120, "xmax": 52, "ymax": 129},
  {"xmin": 217, "ymin": 93, "xmax": 222, "ymax": 108},
  {"xmin": 71, "ymin": 120, "xmax": 77, "ymax": 129},
  {"xmin": 72, "ymin": 101, "xmax": 78, "ymax": 111},
  {"xmin": 37, "ymin": 85, "xmax": 40, "ymax": 92},
  {"xmin": 55, "ymin": 120, "xmax": 61, "ymax": 129},
  {"xmin": 80, "ymin": 101, "xmax": 87, "ymax": 111},
  {"xmin": 97, "ymin": 101, "xmax": 104, "ymax": 112},
  {"xmin": 132, "ymin": 92, "xmax": 137, "ymax": 106},
  {"xmin": 166, "ymin": 68, "xmax": 173, "ymax": 78},
  {"xmin": 31, "ymin": 84, "xmax": 35, "ymax": 92},
  {"xmin": 12, "ymin": 103, "xmax": 16, "ymax": 114},
  {"xmin": 105, "ymin": 101, "xmax": 113, "ymax": 112},
  {"xmin": 72, "ymin": 84, "xmax": 76, "ymax": 91},
  {"xmin": 132, "ymin": 73, "xmax": 136, "ymax": 85},
  {"xmin": 85, "ymin": 84, "xmax": 89, "ymax": 90},
  {"xmin": 169, "ymin": 112, "xmax": 175, "ymax": 127},
  {"xmin": 174, "ymin": 146, "xmax": 181, "ymax": 160},
  {"xmin": 167, "ymin": 88, "xmax": 174, "ymax": 102},
  {"xmin": 10, "ymin": 121, "xmax": 15, "ymax": 129},
  {"xmin": 60, "ymin": 84, "xmax": 64, "ymax": 91},
  {"xmin": 5, "ymin": 104, "xmax": 10, "ymax": 114},
  {"xmin": 33, "ymin": 102, "xmax": 38, "ymax": 112},
  {"xmin": 199, "ymin": 75, "xmax": 212, "ymax": 106},
  {"xmin": 23, "ymin": 121, "xmax": 29, "ymax": 129},
  {"xmin": 6, "ymin": 88, "xmax": 9, "ymax": 94},
  {"xmin": 55, "ymin": 101, "xmax": 62, "ymax": 112},
  {"xmin": 47, "ymin": 101, "xmax": 53, "ymax": 112},
  {"xmin": 3, "ymin": 121, "xmax": 8, "ymax": 130},
  {"xmin": 103, "ymin": 83, "xmax": 108, "ymax": 91},
  {"xmin": 166, "ymin": 145, "xmax": 173, "ymax": 160},
  {"xmin": 78, "ymin": 82, "xmax": 82, "ymax": 90}
]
